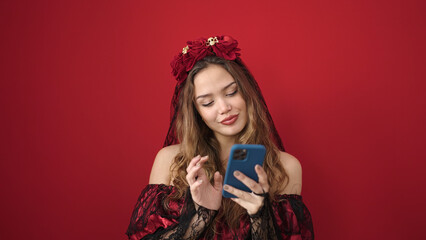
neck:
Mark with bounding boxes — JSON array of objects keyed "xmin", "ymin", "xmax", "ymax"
[{"xmin": 215, "ymin": 134, "xmax": 237, "ymax": 165}]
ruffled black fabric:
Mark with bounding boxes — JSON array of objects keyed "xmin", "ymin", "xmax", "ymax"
[
  {"xmin": 126, "ymin": 186, "xmax": 217, "ymax": 239},
  {"xmin": 126, "ymin": 184, "xmax": 314, "ymax": 240}
]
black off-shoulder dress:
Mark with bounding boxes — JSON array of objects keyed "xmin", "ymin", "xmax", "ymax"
[{"xmin": 126, "ymin": 184, "xmax": 314, "ymax": 240}]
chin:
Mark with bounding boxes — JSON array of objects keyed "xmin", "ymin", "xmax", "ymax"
[{"xmin": 220, "ymin": 125, "xmax": 246, "ymax": 137}]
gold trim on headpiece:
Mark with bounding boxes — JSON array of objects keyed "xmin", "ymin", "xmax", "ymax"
[{"xmin": 182, "ymin": 45, "xmax": 189, "ymax": 54}]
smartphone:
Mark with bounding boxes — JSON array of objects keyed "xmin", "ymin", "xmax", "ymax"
[{"xmin": 222, "ymin": 144, "xmax": 266, "ymax": 198}]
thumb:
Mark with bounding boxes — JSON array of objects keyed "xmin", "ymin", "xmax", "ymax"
[{"xmin": 213, "ymin": 171, "xmax": 223, "ymax": 190}]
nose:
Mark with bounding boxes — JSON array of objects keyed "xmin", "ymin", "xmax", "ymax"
[{"xmin": 217, "ymin": 98, "xmax": 231, "ymax": 114}]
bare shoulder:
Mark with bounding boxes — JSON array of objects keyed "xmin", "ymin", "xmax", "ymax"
[
  {"xmin": 149, "ymin": 144, "xmax": 181, "ymax": 185},
  {"xmin": 278, "ymin": 151, "xmax": 303, "ymax": 195}
]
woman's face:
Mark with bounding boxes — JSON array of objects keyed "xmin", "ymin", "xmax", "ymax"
[{"xmin": 193, "ymin": 64, "xmax": 247, "ymax": 141}]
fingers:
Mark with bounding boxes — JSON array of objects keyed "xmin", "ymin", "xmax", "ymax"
[
  {"xmin": 191, "ymin": 178, "xmax": 204, "ymax": 190},
  {"xmin": 255, "ymin": 164, "xmax": 269, "ymax": 193},
  {"xmin": 186, "ymin": 155, "xmax": 208, "ymax": 185},
  {"xmin": 223, "ymin": 183, "xmax": 265, "ymax": 215},
  {"xmin": 186, "ymin": 155, "xmax": 201, "ymax": 173},
  {"xmin": 222, "ymin": 164, "xmax": 269, "ymax": 200},
  {"xmin": 232, "ymin": 168, "xmax": 264, "ymax": 194},
  {"xmin": 223, "ymin": 184, "xmax": 249, "ymax": 199},
  {"xmin": 222, "ymin": 165, "xmax": 269, "ymax": 215},
  {"xmin": 186, "ymin": 155, "xmax": 201, "ymax": 185},
  {"xmin": 213, "ymin": 171, "xmax": 223, "ymax": 190}
]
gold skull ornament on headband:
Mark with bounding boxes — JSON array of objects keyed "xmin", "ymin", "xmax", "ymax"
[{"xmin": 207, "ymin": 37, "xmax": 219, "ymax": 46}]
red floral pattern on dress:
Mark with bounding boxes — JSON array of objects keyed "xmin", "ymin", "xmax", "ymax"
[{"xmin": 126, "ymin": 184, "xmax": 314, "ymax": 240}]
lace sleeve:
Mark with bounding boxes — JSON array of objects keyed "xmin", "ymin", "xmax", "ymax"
[
  {"xmin": 249, "ymin": 194, "xmax": 314, "ymax": 240},
  {"xmin": 148, "ymin": 193, "xmax": 218, "ymax": 240},
  {"xmin": 126, "ymin": 184, "xmax": 217, "ymax": 240},
  {"xmin": 249, "ymin": 195, "xmax": 280, "ymax": 240}
]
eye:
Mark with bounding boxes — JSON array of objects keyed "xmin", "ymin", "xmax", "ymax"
[
  {"xmin": 226, "ymin": 89, "xmax": 238, "ymax": 96},
  {"xmin": 202, "ymin": 101, "xmax": 214, "ymax": 107}
]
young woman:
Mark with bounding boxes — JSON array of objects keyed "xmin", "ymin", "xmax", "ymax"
[{"xmin": 126, "ymin": 36, "xmax": 314, "ymax": 239}]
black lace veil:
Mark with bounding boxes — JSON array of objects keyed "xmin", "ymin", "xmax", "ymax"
[{"xmin": 163, "ymin": 57, "xmax": 285, "ymax": 152}]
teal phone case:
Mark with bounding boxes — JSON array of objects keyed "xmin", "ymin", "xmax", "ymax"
[{"xmin": 222, "ymin": 144, "xmax": 266, "ymax": 198}]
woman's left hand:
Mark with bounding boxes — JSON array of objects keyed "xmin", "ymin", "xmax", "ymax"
[{"xmin": 223, "ymin": 164, "xmax": 269, "ymax": 215}]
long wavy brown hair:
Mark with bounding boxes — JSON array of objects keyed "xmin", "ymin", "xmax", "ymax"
[{"xmin": 167, "ymin": 56, "xmax": 288, "ymax": 234}]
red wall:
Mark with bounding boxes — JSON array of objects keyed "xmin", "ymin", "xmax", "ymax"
[{"xmin": 1, "ymin": 0, "xmax": 425, "ymax": 239}]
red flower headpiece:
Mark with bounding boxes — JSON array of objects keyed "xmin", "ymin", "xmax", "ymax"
[{"xmin": 170, "ymin": 35, "xmax": 241, "ymax": 83}]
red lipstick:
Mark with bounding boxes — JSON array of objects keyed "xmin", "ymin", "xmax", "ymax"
[{"xmin": 221, "ymin": 115, "xmax": 238, "ymax": 125}]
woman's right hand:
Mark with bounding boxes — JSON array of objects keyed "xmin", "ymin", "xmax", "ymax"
[{"xmin": 186, "ymin": 155, "xmax": 223, "ymax": 210}]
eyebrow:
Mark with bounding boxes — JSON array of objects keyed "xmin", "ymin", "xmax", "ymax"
[{"xmin": 195, "ymin": 82, "xmax": 237, "ymax": 100}]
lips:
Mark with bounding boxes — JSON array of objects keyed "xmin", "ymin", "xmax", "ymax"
[{"xmin": 220, "ymin": 114, "xmax": 238, "ymax": 125}]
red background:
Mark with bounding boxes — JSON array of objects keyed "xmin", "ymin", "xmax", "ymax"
[{"xmin": 1, "ymin": 0, "xmax": 425, "ymax": 239}]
